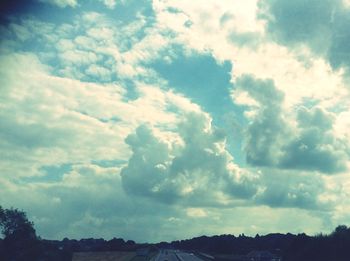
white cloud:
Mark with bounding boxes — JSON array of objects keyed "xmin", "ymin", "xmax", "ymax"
[
  {"xmin": 121, "ymin": 110, "xmax": 259, "ymax": 206},
  {"xmin": 0, "ymin": 52, "xmax": 176, "ymax": 180},
  {"xmin": 59, "ymin": 50, "xmax": 100, "ymax": 66},
  {"xmin": 1, "ymin": 0, "xmax": 350, "ymax": 242},
  {"xmin": 186, "ymin": 208, "xmax": 207, "ymax": 217},
  {"xmin": 85, "ymin": 64, "xmax": 112, "ymax": 81},
  {"xmin": 154, "ymin": 0, "xmax": 349, "ymax": 111},
  {"xmin": 98, "ymin": 0, "xmax": 117, "ymax": 9}
]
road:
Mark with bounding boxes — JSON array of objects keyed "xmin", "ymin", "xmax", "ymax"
[
  {"xmin": 154, "ymin": 249, "xmax": 178, "ymax": 261},
  {"xmin": 175, "ymin": 252, "xmax": 203, "ymax": 261},
  {"xmin": 154, "ymin": 249, "xmax": 203, "ymax": 261}
]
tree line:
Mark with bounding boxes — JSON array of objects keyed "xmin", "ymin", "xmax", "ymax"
[{"xmin": 1, "ymin": 205, "xmax": 350, "ymax": 261}]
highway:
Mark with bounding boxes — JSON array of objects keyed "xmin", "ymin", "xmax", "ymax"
[
  {"xmin": 154, "ymin": 249, "xmax": 178, "ymax": 261},
  {"xmin": 154, "ymin": 249, "xmax": 203, "ymax": 261},
  {"xmin": 175, "ymin": 251, "xmax": 203, "ymax": 261}
]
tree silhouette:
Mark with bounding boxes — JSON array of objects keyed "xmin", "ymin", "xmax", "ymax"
[{"xmin": 0, "ymin": 206, "xmax": 40, "ymax": 261}]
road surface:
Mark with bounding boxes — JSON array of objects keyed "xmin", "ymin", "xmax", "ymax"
[
  {"xmin": 154, "ymin": 249, "xmax": 178, "ymax": 261},
  {"xmin": 154, "ymin": 249, "xmax": 203, "ymax": 261},
  {"xmin": 176, "ymin": 252, "xmax": 203, "ymax": 261}
]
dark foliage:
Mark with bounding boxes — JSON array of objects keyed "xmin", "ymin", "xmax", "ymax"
[
  {"xmin": 170, "ymin": 226, "xmax": 350, "ymax": 261},
  {"xmin": 170, "ymin": 233, "xmax": 295, "ymax": 256},
  {"xmin": 1, "ymin": 205, "xmax": 350, "ymax": 261},
  {"xmin": 283, "ymin": 226, "xmax": 350, "ymax": 261},
  {"xmin": 0, "ymin": 206, "xmax": 41, "ymax": 261}
]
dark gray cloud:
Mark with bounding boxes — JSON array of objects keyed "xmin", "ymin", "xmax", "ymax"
[
  {"xmin": 121, "ymin": 124, "xmax": 179, "ymax": 203},
  {"xmin": 255, "ymin": 169, "xmax": 327, "ymax": 210},
  {"xmin": 280, "ymin": 107, "xmax": 348, "ymax": 173},
  {"xmin": 259, "ymin": 0, "xmax": 350, "ymax": 73},
  {"xmin": 236, "ymin": 75, "xmax": 287, "ymax": 167},
  {"xmin": 327, "ymin": 8, "xmax": 350, "ymax": 71},
  {"xmin": 258, "ymin": 0, "xmax": 335, "ymax": 51},
  {"xmin": 235, "ymin": 74, "xmax": 349, "ymax": 174}
]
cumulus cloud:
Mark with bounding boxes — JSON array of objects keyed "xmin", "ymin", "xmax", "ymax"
[
  {"xmin": 235, "ymin": 75, "xmax": 287, "ymax": 167},
  {"xmin": 121, "ymin": 111, "xmax": 258, "ymax": 205},
  {"xmin": 280, "ymin": 107, "xmax": 349, "ymax": 173},
  {"xmin": 234, "ymin": 74, "xmax": 349, "ymax": 174},
  {"xmin": 120, "ymin": 107, "xmax": 329, "ymax": 211},
  {"xmin": 0, "ymin": 162, "xmax": 328, "ymax": 242}
]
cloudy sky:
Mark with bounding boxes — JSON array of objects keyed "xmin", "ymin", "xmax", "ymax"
[{"xmin": 1, "ymin": 0, "xmax": 350, "ymax": 243}]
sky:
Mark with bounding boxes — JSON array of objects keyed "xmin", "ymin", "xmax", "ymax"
[{"xmin": 0, "ymin": 0, "xmax": 350, "ymax": 243}]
